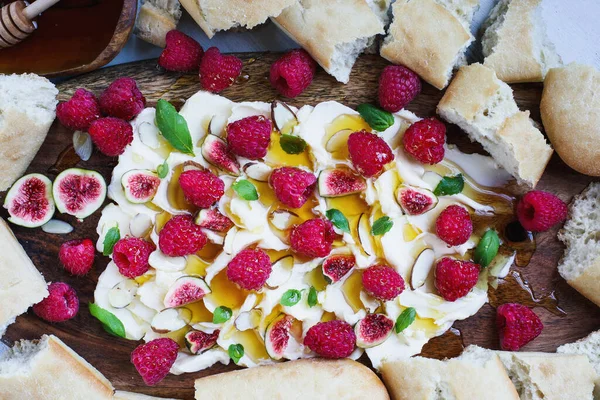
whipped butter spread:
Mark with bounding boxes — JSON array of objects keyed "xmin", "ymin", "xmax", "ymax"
[{"xmin": 94, "ymin": 91, "xmax": 515, "ymax": 373}]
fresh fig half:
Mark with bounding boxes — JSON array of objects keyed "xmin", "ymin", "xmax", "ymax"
[
  {"xmin": 121, "ymin": 170, "xmax": 161, "ymax": 204},
  {"xmin": 3, "ymin": 173, "xmax": 55, "ymax": 228},
  {"xmin": 151, "ymin": 308, "xmax": 191, "ymax": 333},
  {"xmin": 243, "ymin": 162, "xmax": 272, "ymax": 182},
  {"xmin": 195, "ymin": 209, "xmax": 234, "ymax": 232},
  {"xmin": 265, "ymin": 313, "xmax": 296, "ymax": 360},
  {"xmin": 322, "ymin": 254, "xmax": 356, "ymax": 283},
  {"xmin": 163, "ymin": 276, "xmax": 211, "ymax": 308},
  {"xmin": 396, "ymin": 185, "xmax": 438, "ymax": 216},
  {"xmin": 185, "ymin": 329, "xmax": 219, "ymax": 354},
  {"xmin": 108, "ymin": 279, "xmax": 139, "ymax": 309},
  {"xmin": 201, "ymin": 134, "xmax": 240, "ymax": 175},
  {"xmin": 53, "ymin": 168, "xmax": 106, "ymax": 219},
  {"xmin": 318, "ymin": 168, "xmax": 366, "ymax": 198},
  {"xmin": 355, "ymin": 313, "xmax": 394, "ymax": 348},
  {"xmin": 271, "ymin": 100, "xmax": 298, "ymax": 135}
]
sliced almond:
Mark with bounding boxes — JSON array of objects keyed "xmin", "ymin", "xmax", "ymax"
[
  {"xmin": 151, "ymin": 308, "xmax": 187, "ymax": 333},
  {"xmin": 271, "ymin": 100, "xmax": 298, "ymax": 135},
  {"xmin": 138, "ymin": 121, "xmax": 161, "ymax": 149},
  {"xmin": 266, "ymin": 255, "xmax": 294, "ymax": 288},
  {"xmin": 73, "ymin": 131, "xmax": 93, "ymax": 161},
  {"xmin": 325, "ymin": 129, "xmax": 353, "ymax": 153},
  {"xmin": 243, "ymin": 162, "xmax": 272, "ymax": 182},
  {"xmin": 357, "ymin": 213, "xmax": 375, "ymax": 257},
  {"xmin": 209, "ymin": 114, "xmax": 229, "ymax": 137},
  {"xmin": 129, "ymin": 213, "xmax": 153, "ymax": 238},
  {"xmin": 234, "ymin": 309, "xmax": 263, "ymax": 331},
  {"xmin": 410, "ymin": 248, "xmax": 435, "ymax": 290},
  {"xmin": 268, "ymin": 209, "xmax": 302, "ymax": 231},
  {"xmin": 108, "ymin": 280, "xmax": 139, "ymax": 309},
  {"xmin": 41, "ymin": 219, "xmax": 73, "ymax": 234}
]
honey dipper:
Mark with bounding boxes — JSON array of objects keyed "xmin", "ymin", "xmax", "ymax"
[{"xmin": 0, "ymin": 0, "xmax": 60, "ymax": 48}]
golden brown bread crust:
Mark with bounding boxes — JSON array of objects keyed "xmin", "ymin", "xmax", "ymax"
[
  {"xmin": 567, "ymin": 259, "xmax": 600, "ymax": 308},
  {"xmin": 194, "ymin": 358, "xmax": 390, "ymax": 399},
  {"xmin": 380, "ymin": 0, "xmax": 472, "ymax": 90},
  {"xmin": 483, "ymin": 0, "xmax": 544, "ymax": 83},
  {"xmin": 541, "ymin": 63, "xmax": 600, "ymax": 176}
]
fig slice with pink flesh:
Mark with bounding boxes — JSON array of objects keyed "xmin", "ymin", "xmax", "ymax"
[
  {"xmin": 318, "ymin": 168, "xmax": 366, "ymax": 198},
  {"xmin": 396, "ymin": 185, "xmax": 438, "ymax": 215},
  {"xmin": 265, "ymin": 313, "xmax": 296, "ymax": 360},
  {"xmin": 185, "ymin": 329, "xmax": 219, "ymax": 354},
  {"xmin": 163, "ymin": 276, "xmax": 211, "ymax": 308},
  {"xmin": 322, "ymin": 254, "xmax": 356, "ymax": 283},
  {"xmin": 121, "ymin": 169, "xmax": 161, "ymax": 204},
  {"xmin": 53, "ymin": 168, "xmax": 106, "ymax": 219},
  {"xmin": 202, "ymin": 134, "xmax": 240, "ymax": 175},
  {"xmin": 195, "ymin": 208, "xmax": 234, "ymax": 232},
  {"xmin": 3, "ymin": 173, "xmax": 55, "ymax": 228},
  {"xmin": 355, "ymin": 313, "xmax": 394, "ymax": 348}
]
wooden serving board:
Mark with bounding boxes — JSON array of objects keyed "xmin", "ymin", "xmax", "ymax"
[{"xmin": 2, "ymin": 53, "xmax": 600, "ymax": 399}]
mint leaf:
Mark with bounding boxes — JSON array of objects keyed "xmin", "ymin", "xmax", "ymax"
[
  {"xmin": 308, "ymin": 286, "xmax": 318, "ymax": 308},
  {"xmin": 157, "ymin": 160, "xmax": 169, "ymax": 179},
  {"xmin": 155, "ymin": 99, "xmax": 194, "ymax": 155},
  {"xmin": 280, "ymin": 134, "xmax": 307, "ymax": 155},
  {"xmin": 371, "ymin": 216, "xmax": 393, "ymax": 236},
  {"xmin": 357, "ymin": 103, "xmax": 395, "ymax": 131},
  {"xmin": 280, "ymin": 289, "xmax": 302, "ymax": 307},
  {"xmin": 474, "ymin": 229, "xmax": 500, "ymax": 268},
  {"xmin": 228, "ymin": 344, "xmax": 244, "ymax": 364},
  {"xmin": 395, "ymin": 307, "xmax": 416, "ymax": 333},
  {"xmin": 326, "ymin": 209, "xmax": 350, "ymax": 233},
  {"xmin": 233, "ymin": 179, "xmax": 259, "ymax": 201},
  {"xmin": 434, "ymin": 174, "xmax": 464, "ymax": 196},
  {"xmin": 89, "ymin": 303, "xmax": 126, "ymax": 338},
  {"xmin": 103, "ymin": 226, "xmax": 120, "ymax": 256},
  {"xmin": 213, "ymin": 306, "xmax": 233, "ymax": 324}
]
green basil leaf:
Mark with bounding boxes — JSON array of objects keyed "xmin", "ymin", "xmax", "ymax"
[
  {"xmin": 280, "ymin": 289, "xmax": 302, "ymax": 307},
  {"xmin": 228, "ymin": 344, "xmax": 244, "ymax": 364},
  {"xmin": 308, "ymin": 286, "xmax": 318, "ymax": 308},
  {"xmin": 213, "ymin": 306, "xmax": 233, "ymax": 324},
  {"xmin": 103, "ymin": 226, "xmax": 120, "ymax": 256},
  {"xmin": 280, "ymin": 134, "xmax": 307, "ymax": 155},
  {"xmin": 155, "ymin": 99, "xmax": 194, "ymax": 155},
  {"xmin": 233, "ymin": 179, "xmax": 259, "ymax": 201},
  {"xmin": 326, "ymin": 209, "xmax": 350, "ymax": 233},
  {"xmin": 157, "ymin": 160, "xmax": 169, "ymax": 179},
  {"xmin": 371, "ymin": 216, "xmax": 393, "ymax": 236},
  {"xmin": 88, "ymin": 303, "xmax": 126, "ymax": 338},
  {"xmin": 357, "ymin": 103, "xmax": 395, "ymax": 131},
  {"xmin": 434, "ymin": 174, "xmax": 464, "ymax": 196},
  {"xmin": 474, "ymin": 229, "xmax": 500, "ymax": 268},
  {"xmin": 395, "ymin": 307, "xmax": 416, "ymax": 333}
]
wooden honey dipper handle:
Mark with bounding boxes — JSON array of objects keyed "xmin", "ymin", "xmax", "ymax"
[{"xmin": 0, "ymin": 0, "xmax": 61, "ymax": 49}]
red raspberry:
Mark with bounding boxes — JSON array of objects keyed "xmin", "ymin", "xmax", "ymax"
[
  {"xmin": 113, "ymin": 237, "xmax": 155, "ymax": 278},
  {"xmin": 159, "ymin": 215, "xmax": 207, "ymax": 257},
  {"xmin": 436, "ymin": 205, "xmax": 473, "ymax": 246},
  {"xmin": 497, "ymin": 303, "xmax": 543, "ymax": 351},
  {"xmin": 199, "ymin": 47, "xmax": 243, "ymax": 93},
  {"xmin": 131, "ymin": 338, "xmax": 179, "ymax": 386},
  {"xmin": 269, "ymin": 166, "xmax": 317, "ymax": 208},
  {"xmin": 99, "ymin": 77, "xmax": 146, "ymax": 121},
  {"xmin": 304, "ymin": 320, "xmax": 356, "ymax": 358},
  {"xmin": 179, "ymin": 169, "xmax": 224, "ymax": 209},
  {"xmin": 56, "ymin": 88, "xmax": 101, "ymax": 131},
  {"xmin": 226, "ymin": 248, "xmax": 272, "ymax": 290},
  {"xmin": 33, "ymin": 282, "xmax": 79, "ymax": 322},
  {"xmin": 158, "ymin": 30, "xmax": 204, "ymax": 72},
  {"xmin": 59, "ymin": 239, "xmax": 95, "ymax": 276},
  {"xmin": 516, "ymin": 191, "xmax": 568, "ymax": 232},
  {"xmin": 347, "ymin": 130, "xmax": 393, "ymax": 177},
  {"xmin": 403, "ymin": 118, "xmax": 446, "ymax": 164},
  {"xmin": 434, "ymin": 257, "xmax": 480, "ymax": 301},
  {"xmin": 290, "ymin": 218, "xmax": 336, "ymax": 258},
  {"xmin": 88, "ymin": 117, "xmax": 134, "ymax": 157},
  {"xmin": 226, "ymin": 115, "xmax": 272, "ymax": 159},
  {"xmin": 269, "ymin": 49, "xmax": 317, "ymax": 98},
  {"xmin": 362, "ymin": 264, "xmax": 405, "ymax": 301},
  {"xmin": 378, "ymin": 65, "xmax": 421, "ymax": 112}
]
